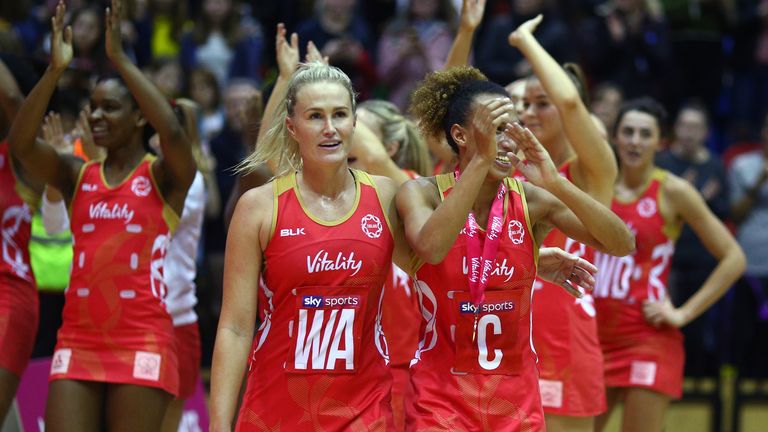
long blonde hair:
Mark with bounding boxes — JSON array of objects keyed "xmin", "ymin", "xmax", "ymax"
[
  {"xmin": 239, "ymin": 62, "xmax": 356, "ymax": 176},
  {"xmin": 359, "ymin": 100, "xmax": 431, "ymax": 177}
]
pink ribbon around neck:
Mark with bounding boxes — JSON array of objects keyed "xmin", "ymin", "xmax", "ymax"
[{"xmin": 455, "ymin": 170, "xmax": 507, "ymax": 308}]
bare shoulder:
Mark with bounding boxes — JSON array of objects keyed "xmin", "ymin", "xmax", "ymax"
[
  {"xmin": 519, "ymin": 181, "xmax": 554, "ymax": 223},
  {"xmin": 399, "ymin": 176, "xmax": 439, "ymax": 196},
  {"xmin": 232, "ymin": 181, "xmax": 274, "ymax": 239},
  {"xmin": 661, "ymin": 171, "xmax": 697, "ymax": 202},
  {"xmin": 370, "ymin": 174, "xmax": 397, "ymax": 200},
  {"xmin": 660, "ymin": 170, "xmax": 703, "ymax": 218}
]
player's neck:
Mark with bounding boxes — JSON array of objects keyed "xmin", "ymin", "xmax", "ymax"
[
  {"xmin": 472, "ymin": 178, "xmax": 504, "ymax": 224},
  {"xmin": 621, "ymin": 163, "xmax": 654, "ymax": 191},
  {"xmin": 299, "ymin": 162, "xmax": 353, "ymax": 200}
]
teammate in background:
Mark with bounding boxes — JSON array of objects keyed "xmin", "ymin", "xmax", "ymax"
[
  {"xmin": 0, "ymin": 54, "xmax": 41, "ymax": 427},
  {"xmin": 348, "ymin": 99, "xmax": 432, "ymax": 184},
  {"xmin": 593, "ymin": 98, "xmax": 745, "ymax": 432},
  {"xmin": 7, "ymin": 1, "xmax": 195, "ymax": 430},
  {"xmin": 511, "ymin": 15, "xmax": 618, "ymax": 431},
  {"xmin": 397, "ymin": 66, "xmax": 634, "ymax": 431},
  {"xmin": 655, "ymin": 101, "xmax": 729, "ymax": 377},
  {"xmin": 40, "ymin": 99, "xmax": 205, "ymax": 432}
]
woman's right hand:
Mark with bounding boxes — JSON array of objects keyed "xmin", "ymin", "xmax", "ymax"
[
  {"xmin": 276, "ymin": 23, "xmax": 299, "ymax": 79},
  {"xmin": 49, "ymin": 0, "xmax": 73, "ymax": 73},
  {"xmin": 42, "ymin": 111, "xmax": 73, "ymax": 154},
  {"xmin": 470, "ymin": 97, "xmax": 515, "ymax": 163},
  {"xmin": 459, "ymin": 0, "xmax": 487, "ymax": 32}
]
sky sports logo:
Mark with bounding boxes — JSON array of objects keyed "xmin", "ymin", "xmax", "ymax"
[
  {"xmin": 459, "ymin": 301, "xmax": 516, "ymax": 314},
  {"xmin": 302, "ymin": 295, "xmax": 361, "ymax": 309}
]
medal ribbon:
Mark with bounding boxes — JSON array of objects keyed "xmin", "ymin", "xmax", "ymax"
[{"xmin": 455, "ymin": 169, "xmax": 507, "ymax": 308}]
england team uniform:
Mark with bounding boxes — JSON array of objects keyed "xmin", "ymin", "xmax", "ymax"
[
  {"xmin": 530, "ymin": 161, "xmax": 607, "ymax": 416},
  {"xmin": 50, "ymin": 155, "xmax": 179, "ymax": 396},
  {"xmin": 165, "ymin": 171, "xmax": 205, "ymax": 399},
  {"xmin": 236, "ymin": 170, "xmax": 395, "ymax": 431},
  {"xmin": 0, "ymin": 141, "xmax": 38, "ymax": 376},
  {"xmin": 406, "ymin": 174, "xmax": 543, "ymax": 431},
  {"xmin": 593, "ymin": 168, "xmax": 684, "ymax": 398}
]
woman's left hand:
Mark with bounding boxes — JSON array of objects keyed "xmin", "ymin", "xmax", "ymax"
[
  {"xmin": 537, "ymin": 247, "xmax": 597, "ymax": 298},
  {"xmin": 508, "ymin": 14, "xmax": 542, "ymax": 47},
  {"xmin": 105, "ymin": 0, "xmax": 126, "ymax": 61},
  {"xmin": 643, "ymin": 298, "xmax": 686, "ymax": 328},
  {"xmin": 505, "ymin": 122, "xmax": 558, "ymax": 187}
]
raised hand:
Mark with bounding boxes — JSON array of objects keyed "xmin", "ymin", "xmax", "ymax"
[
  {"xmin": 105, "ymin": 0, "xmax": 126, "ymax": 61},
  {"xmin": 50, "ymin": 0, "xmax": 73, "ymax": 73},
  {"xmin": 507, "ymin": 14, "xmax": 542, "ymax": 47},
  {"xmin": 469, "ymin": 97, "xmax": 515, "ymax": 163},
  {"xmin": 42, "ymin": 111, "xmax": 73, "ymax": 154},
  {"xmin": 504, "ymin": 122, "xmax": 557, "ymax": 187},
  {"xmin": 306, "ymin": 41, "xmax": 329, "ymax": 65},
  {"xmin": 537, "ymin": 247, "xmax": 597, "ymax": 298},
  {"xmin": 276, "ymin": 23, "xmax": 299, "ymax": 79},
  {"xmin": 459, "ymin": 0, "xmax": 487, "ymax": 32}
]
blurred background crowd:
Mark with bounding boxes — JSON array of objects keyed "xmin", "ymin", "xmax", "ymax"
[{"xmin": 1, "ymin": 0, "xmax": 768, "ymax": 428}]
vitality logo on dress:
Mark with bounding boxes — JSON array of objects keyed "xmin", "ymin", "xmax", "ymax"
[
  {"xmin": 361, "ymin": 214, "xmax": 383, "ymax": 239},
  {"xmin": 131, "ymin": 176, "xmax": 152, "ymax": 197},
  {"xmin": 306, "ymin": 250, "xmax": 363, "ymax": 276},
  {"xmin": 88, "ymin": 201, "xmax": 134, "ymax": 224},
  {"xmin": 462, "ymin": 257, "xmax": 516, "ymax": 282}
]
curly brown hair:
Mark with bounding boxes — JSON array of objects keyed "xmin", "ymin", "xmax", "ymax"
[
  {"xmin": 409, "ymin": 66, "xmax": 508, "ymax": 154},
  {"xmin": 409, "ymin": 66, "xmax": 487, "ymax": 139}
]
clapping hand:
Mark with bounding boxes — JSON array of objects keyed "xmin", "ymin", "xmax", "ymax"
[
  {"xmin": 49, "ymin": 0, "xmax": 73, "ymax": 73},
  {"xmin": 505, "ymin": 122, "xmax": 558, "ymax": 187},
  {"xmin": 459, "ymin": 0, "xmax": 487, "ymax": 32},
  {"xmin": 276, "ymin": 23, "xmax": 299, "ymax": 79},
  {"xmin": 105, "ymin": 0, "xmax": 127, "ymax": 61},
  {"xmin": 306, "ymin": 41, "xmax": 329, "ymax": 65},
  {"xmin": 42, "ymin": 112, "xmax": 73, "ymax": 154}
]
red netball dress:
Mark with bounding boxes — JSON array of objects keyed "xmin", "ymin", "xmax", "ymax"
[
  {"xmin": 50, "ymin": 155, "xmax": 179, "ymax": 396},
  {"xmin": 0, "ymin": 141, "xmax": 38, "ymax": 376},
  {"xmin": 406, "ymin": 174, "xmax": 543, "ymax": 432},
  {"xmin": 593, "ymin": 168, "xmax": 684, "ymax": 398},
  {"xmin": 530, "ymin": 161, "xmax": 606, "ymax": 416},
  {"xmin": 237, "ymin": 169, "xmax": 395, "ymax": 431}
]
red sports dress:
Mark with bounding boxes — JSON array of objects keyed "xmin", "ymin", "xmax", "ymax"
[
  {"xmin": 530, "ymin": 161, "xmax": 606, "ymax": 416},
  {"xmin": 50, "ymin": 155, "xmax": 179, "ymax": 396},
  {"xmin": 593, "ymin": 168, "xmax": 684, "ymax": 398},
  {"xmin": 237, "ymin": 170, "xmax": 395, "ymax": 431},
  {"xmin": 406, "ymin": 174, "xmax": 543, "ymax": 432},
  {"xmin": 0, "ymin": 141, "xmax": 38, "ymax": 376}
]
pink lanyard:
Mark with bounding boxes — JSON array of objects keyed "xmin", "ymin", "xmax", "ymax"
[{"xmin": 455, "ymin": 170, "xmax": 507, "ymax": 339}]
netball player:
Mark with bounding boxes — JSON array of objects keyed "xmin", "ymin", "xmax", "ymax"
[{"xmin": 7, "ymin": 1, "xmax": 195, "ymax": 429}]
